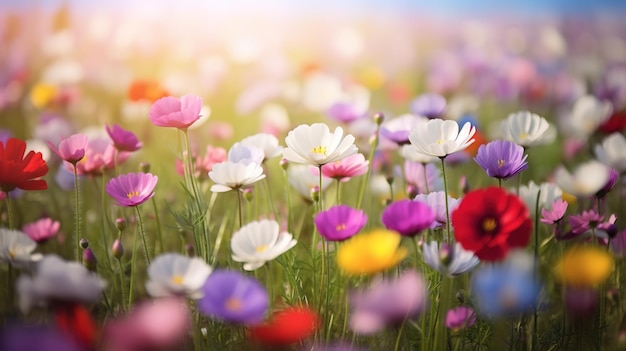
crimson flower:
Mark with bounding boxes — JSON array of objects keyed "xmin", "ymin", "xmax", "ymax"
[
  {"xmin": 0, "ymin": 138, "xmax": 48, "ymax": 192},
  {"xmin": 249, "ymin": 306, "xmax": 318, "ymax": 346},
  {"xmin": 452, "ymin": 187, "xmax": 531, "ymax": 261}
]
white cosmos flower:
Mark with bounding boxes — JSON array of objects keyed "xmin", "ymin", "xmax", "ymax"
[
  {"xmin": 567, "ymin": 95, "xmax": 612, "ymax": 138},
  {"xmin": 517, "ymin": 181, "xmax": 562, "ymax": 216},
  {"xmin": 228, "ymin": 142, "xmax": 265, "ymax": 165},
  {"xmin": 288, "ymin": 164, "xmax": 332, "ymax": 201},
  {"xmin": 500, "ymin": 111, "xmax": 555, "ymax": 147},
  {"xmin": 0, "ymin": 228, "xmax": 42, "ymax": 268},
  {"xmin": 408, "ymin": 119, "xmax": 475, "ymax": 158},
  {"xmin": 283, "ymin": 123, "xmax": 357, "ymax": 166},
  {"xmin": 554, "ymin": 160, "xmax": 610, "ymax": 197},
  {"xmin": 595, "ymin": 132, "xmax": 626, "ymax": 172},
  {"xmin": 16, "ymin": 255, "xmax": 106, "ymax": 313},
  {"xmin": 400, "ymin": 144, "xmax": 438, "ymax": 164},
  {"xmin": 231, "ymin": 220, "xmax": 297, "ymax": 271},
  {"xmin": 145, "ymin": 253, "xmax": 212, "ymax": 299},
  {"xmin": 422, "ymin": 241, "xmax": 479, "ymax": 276},
  {"xmin": 240, "ymin": 133, "xmax": 284, "ymax": 162},
  {"xmin": 209, "ymin": 161, "xmax": 265, "ymax": 193}
]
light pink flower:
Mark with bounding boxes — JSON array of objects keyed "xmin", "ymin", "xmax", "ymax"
[
  {"xmin": 149, "ymin": 95, "xmax": 202, "ymax": 130},
  {"xmin": 106, "ymin": 124, "xmax": 142, "ymax": 152},
  {"xmin": 208, "ymin": 121, "xmax": 234, "ymax": 140},
  {"xmin": 47, "ymin": 134, "xmax": 88, "ymax": 165},
  {"xmin": 73, "ymin": 138, "xmax": 130, "ymax": 176},
  {"xmin": 22, "ymin": 217, "xmax": 60, "ymax": 243},
  {"xmin": 540, "ymin": 199, "xmax": 568, "ymax": 225},
  {"xmin": 175, "ymin": 145, "xmax": 227, "ymax": 178},
  {"xmin": 321, "ymin": 153, "xmax": 369, "ymax": 182}
]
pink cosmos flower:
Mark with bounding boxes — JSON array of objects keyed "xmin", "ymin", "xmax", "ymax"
[
  {"xmin": 48, "ymin": 134, "xmax": 88, "ymax": 165},
  {"xmin": 540, "ymin": 199, "xmax": 568, "ymax": 225},
  {"xmin": 321, "ymin": 153, "xmax": 369, "ymax": 182},
  {"xmin": 445, "ymin": 306, "xmax": 476, "ymax": 331},
  {"xmin": 105, "ymin": 172, "xmax": 158, "ymax": 207},
  {"xmin": 569, "ymin": 210, "xmax": 604, "ymax": 235},
  {"xmin": 314, "ymin": 205, "xmax": 367, "ymax": 241},
  {"xmin": 22, "ymin": 217, "xmax": 60, "ymax": 243},
  {"xmin": 73, "ymin": 138, "xmax": 130, "ymax": 176},
  {"xmin": 149, "ymin": 95, "xmax": 202, "ymax": 130},
  {"xmin": 106, "ymin": 124, "xmax": 143, "ymax": 152}
]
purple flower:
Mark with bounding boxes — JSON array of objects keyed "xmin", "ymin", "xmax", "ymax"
[
  {"xmin": 380, "ymin": 114, "xmax": 427, "ymax": 145},
  {"xmin": 106, "ymin": 124, "xmax": 143, "ymax": 152},
  {"xmin": 198, "ymin": 270, "xmax": 268, "ymax": 325},
  {"xmin": 327, "ymin": 102, "xmax": 366, "ymax": 124},
  {"xmin": 403, "ymin": 161, "xmax": 443, "ymax": 195},
  {"xmin": 22, "ymin": 218, "xmax": 60, "ymax": 243},
  {"xmin": 596, "ymin": 168, "xmax": 618, "ymax": 199},
  {"xmin": 540, "ymin": 199, "xmax": 568, "ymax": 225},
  {"xmin": 414, "ymin": 191, "xmax": 460, "ymax": 228},
  {"xmin": 410, "ymin": 93, "xmax": 446, "ymax": 119},
  {"xmin": 315, "ymin": 205, "xmax": 367, "ymax": 241},
  {"xmin": 47, "ymin": 133, "xmax": 88, "ymax": 165},
  {"xmin": 382, "ymin": 200, "xmax": 435, "ymax": 237},
  {"xmin": 0, "ymin": 323, "xmax": 81, "ymax": 351},
  {"xmin": 105, "ymin": 172, "xmax": 158, "ymax": 207},
  {"xmin": 350, "ymin": 270, "xmax": 427, "ymax": 334},
  {"xmin": 445, "ymin": 306, "xmax": 476, "ymax": 331},
  {"xmin": 474, "ymin": 140, "xmax": 528, "ymax": 180}
]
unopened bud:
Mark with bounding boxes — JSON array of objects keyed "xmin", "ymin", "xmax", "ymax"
[
  {"xmin": 115, "ymin": 218, "xmax": 127, "ymax": 232},
  {"xmin": 407, "ymin": 185, "xmax": 418, "ymax": 199},
  {"xmin": 311, "ymin": 186, "xmax": 320, "ymax": 203},
  {"xmin": 83, "ymin": 248, "xmax": 97, "ymax": 272},
  {"xmin": 374, "ymin": 112, "xmax": 385, "ymax": 126},
  {"xmin": 79, "ymin": 238, "xmax": 89, "ymax": 249},
  {"xmin": 456, "ymin": 289, "xmax": 466, "ymax": 304},
  {"xmin": 186, "ymin": 243, "xmax": 195, "ymax": 257},
  {"xmin": 439, "ymin": 243, "xmax": 454, "ymax": 267},
  {"xmin": 460, "ymin": 176, "xmax": 471, "ymax": 195},
  {"xmin": 243, "ymin": 188, "xmax": 254, "ymax": 202},
  {"xmin": 279, "ymin": 158, "xmax": 289, "ymax": 171},
  {"xmin": 139, "ymin": 162, "xmax": 151, "ymax": 173},
  {"xmin": 112, "ymin": 239, "xmax": 124, "ymax": 259}
]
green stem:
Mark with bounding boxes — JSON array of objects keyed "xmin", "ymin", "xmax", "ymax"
[
  {"xmin": 423, "ymin": 162, "xmax": 430, "ymax": 194},
  {"xmin": 440, "ymin": 157, "xmax": 451, "ymax": 243},
  {"xmin": 5, "ymin": 192, "xmax": 14, "ymax": 230},
  {"xmin": 236, "ymin": 190, "xmax": 243, "ymax": 228},
  {"xmin": 356, "ymin": 123, "xmax": 380, "ymax": 209},
  {"xmin": 151, "ymin": 197, "xmax": 164, "ymax": 255},
  {"xmin": 117, "ymin": 258, "xmax": 126, "ymax": 312},
  {"xmin": 128, "ymin": 229, "xmax": 139, "ymax": 309},
  {"xmin": 73, "ymin": 164, "xmax": 81, "ymax": 262},
  {"xmin": 135, "ymin": 206, "xmax": 151, "ymax": 265},
  {"xmin": 533, "ymin": 190, "xmax": 541, "ymax": 351},
  {"xmin": 336, "ymin": 179, "xmax": 341, "ymax": 205},
  {"xmin": 266, "ymin": 263, "xmax": 274, "ymax": 309},
  {"xmin": 394, "ymin": 318, "xmax": 407, "ymax": 351},
  {"xmin": 284, "ymin": 168, "xmax": 293, "ymax": 235},
  {"xmin": 263, "ymin": 171, "xmax": 280, "ymax": 221},
  {"xmin": 318, "ymin": 165, "xmax": 324, "ymax": 211}
]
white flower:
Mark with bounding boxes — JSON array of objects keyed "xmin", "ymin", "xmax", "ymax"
[
  {"xmin": 288, "ymin": 164, "xmax": 332, "ymax": 201},
  {"xmin": 554, "ymin": 160, "xmax": 610, "ymax": 197},
  {"xmin": 228, "ymin": 142, "xmax": 265, "ymax": 165},
  {"xmin": 231, "ymin": 220, "xmax": 297, "ymax": 271},
  {"xmin": 408, "ymin": 119, "xmax": 475, "ymax": 158},
  {"xmin": 283, "ymin": 123, "xmax": 357, "ymax": 166},
  {"xmin": 422, "ymin": 241, "xmax": 479, "ymax": 276},
  {"xmin": 209, "ymin": 161, "xmax": 266, "ymax": 192},
  {"xmin": 517, "ymin": 181, "xmax": 562, "ymax": 216},
  {"xmin": 566, "ymin": 95, "xmax": 612, "ymax": 138},
  {"xmin": 145, "ymin": 253, "xmax": 212, "ymax": 299},
  {"xmin": 0, "ymin": 229, "xmax": 42, "ymax": 268},
  {"xmin": 16, "ymin": 255, "xmax": 106, "ymax": 313},
  {"xmin": 595, "ymin": 132, "xmax": 626, "ymax": 172},
  {"xmin": 240, "ymin": 133, "xmax": 284, "ymax": 161},
  {"xmin": 400, "ymin": 144, "xmax": 438, "ymax": 164},
  {"xmin": 500, "ymin": 111, "xmax": 555, "ymax": 147}
]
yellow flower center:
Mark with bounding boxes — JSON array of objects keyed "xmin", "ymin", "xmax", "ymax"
[
  {"xmin": 312, "ymin": 145, "xmax": 328, "ymax": 155},
  {"xmin": 336, "ymin": 223, "xmax": 347, "ymax": 231},
  {"xmin": 8, "ymin": 249, "xmax": 15, "ymax": 260},
  {"xmin": 126, "ymin": 190, "xmax": 140, "ymax": 199},
  {"xmin": 256, "ymin": 245, "xmax": 268, "ymax": 253},
  {"xmin": 519, "ymin": 132, "xmax": 528, "ymax": 140},
  {"xmin": 482, "ymin": 218, "xmax": 497, "ymax": 232},
  {"xmin": 225, "ymin": 297, "xmax": 242, "ymax": 311},
  {"xmin": 497, "ymin": 159, "xmax": 505, "ymax": 168},
  {"xmin": 436, "ymin": 139, "xmax": 445, "ymax": 145},
  {"xmin": 171, "ymin": 275, "xmax": 184, "ymax": 285}
]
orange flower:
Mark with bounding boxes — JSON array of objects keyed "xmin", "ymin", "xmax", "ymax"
[{"xmin": 127, "ymin": 79, "xmax": 169, "ymax": 103}]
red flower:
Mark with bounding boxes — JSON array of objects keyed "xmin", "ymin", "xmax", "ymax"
[
  {"xmin": 452, "ymin": 186, "xmax": 531, "ymax": 261},
  {"xmin": 54, "ymin": 303, "xmax": 97, "ymax": 349},
  {"xmin": 0, "ymin": 138, "xmax": 48, "ymax": 192},
  {"xmin": 249, "ymin": 306, "xmax": 318, "ymax": 345},
  {"xmin": 598, "ymin": 110, "xmax": 626, "ymax": 134}
]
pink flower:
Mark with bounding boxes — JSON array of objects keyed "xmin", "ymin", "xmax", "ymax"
[
  {"xmin": 105, "ymin": 172, "xmax": 158, "ymax": 207},
  {"xmin": 445, "ymin": 306, "xmax": 476, "ymax": 331},
  {"xmin": 569, "ymin": 210, "xmax": 604, "ymax": 235},
  {"xmin": 73, "ymin": 138, "xmax": 130, "ymax": 176},
  {"xmin": 540, "ymin": 199, "xmax": 568, "ymax": 225},
  {"xmin": 175, "ymin": 145, "xmax": 228, "ymax": 178},
  {"xmin": 149, "ymin": 95, "xmax": 202, "ymax": 130},
  {"xmin": 321, "ymin": 153, "xmax": 369, "ymax": 182},
  {"xmin": 48, "ymin": 134, "xmax": 88, "ymax": 165},
  {"xmin": 104, "ymin": 297, "xmax": 191, "ymax": 351},
  {"xmin": 106, "ymin": 124, "xmax": 142, "ymax": 152},
  {"xmin": 22, "ymin": 217, "xmax": 60, "ymax": 243},
  {"xmin": 208, "ymin": 121, "xmax": 234, "ymax": 140}
]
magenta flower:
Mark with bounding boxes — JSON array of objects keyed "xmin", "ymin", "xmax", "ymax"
[
  {"xmin": 22, "ymin": 217, "xmax": 60, "ymax": 243},
  {"xmin": 48, "ymin": 134, "xmax": 88, "ymax": 165},
  {"xmin": 105, "ymin": 172, "xmax": 158, "ymax": 207},
  {"xmin": 149, "ymin": 95, "xmax": 202, "ymax": 130},
  {"xmin": 596, "ymin": 168, "xmax": 618, "ymax": 199},
  {"xmin": 315, "ymin": 205, "xmax": 367, "ymax": 241},
  {"xmin": 569, "ymin": 210, "xmax": 604, "ymax": 235},
  {"xmin": 540, "ymin": 199, "xmax": 568, "ymax": 225},
  {"xmin": 106, "ymin": 124, "xmax": 143, "ymax": 152},
  {"xmin": 474, "ymin": 140, "xmax": 528, "ymax": 180},
  {"xmin": 381, "ymin": 199, "xmax": 435, "ymax": 237},
  {"xmin": 321, "ymin": 153, "xmax": 369, "ymax": 182},
  {"xmin": 445, "ymin": 306, "xmax": 476, "ymax": 331}
]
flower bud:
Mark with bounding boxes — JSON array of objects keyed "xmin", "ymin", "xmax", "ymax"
[
  {"xmin": 112, "ymin": 239, "xmax": 124, "ymax": 259},
  {"xmin": 243, "ymin": 188, "xmax": 254, "ymax": 202},
  {"xmin": 139, "ymin": 162, "xmax": 151, "ymax": 173},
  {"xmin": 115, "ymin": 218, "xmax": 127, "ymax": 232},
  {"xmin": 374, "ymin": 112, "xmax": 385, "ymax": 126},
  {"xmin": 406, "ymin": 185, "xmax": 418, "ymax": 199},
  {"xmin": 79, "ymin": 238, "xmax": 89, "ymax": 249},
  {"xmin": 439, "ymin": 243, "xmax": 454, "ymax": 267},
  {"xmin": 311, "ymin": 186, "xmax": 320, "ymax": 203},
  {"xmin": 185, "ymin": 243, "xmax": 195, "ymax": 257},
  {"xmin": 83, "ymin": 248, "xmax": 97, "ymax": 272},
  {"xmin": 279, "ymin": 158, "xmax": 289, "ymax": 171},
  {"xmin": 456, "ymin": 289, "xmax": 466, "ymax": 304},
  {"xmin": 460, "ymin": 176, "xmax": 471, "ymax": 195}
]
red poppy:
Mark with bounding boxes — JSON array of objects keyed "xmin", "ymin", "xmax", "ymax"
[
  {"xmin": 0, "ymin": 138, "xmax": 48, "ymax": 192},
  {"xmin": 249, "ymin": 306, "xmax": 318, "ymax": 345},
  {"xmin": 54, "ymin": 303, "xmax": 97, "ymax": 349},
  {"xmin": 452, "ymin": 186, "xmax": 531, "ymax": 261},
  {"xmin": 598, "ymin": 110, "xmax": 626, "ymax": 134}
]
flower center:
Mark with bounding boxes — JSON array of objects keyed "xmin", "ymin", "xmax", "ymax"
[
  {"xmin": 497, "ymin": 160, "xmax": 505, "ymax": 168},
  {"xmin": 436, "ymin": 139, "xmax": 445, "ymax": 145},
  {"xmin": 336, "ymin": 223, "xmax": 347, "ymax": 231},
  {"xmin": 256, "ymin": 245, "xmax": 268, "ymax": 253},
  {"xmin": 312, "ymin": 145, "xmax": 328, "ymax": 155},
  {"xmin": 482, "ymin": 218, "xmax": 497, "ymax": 232},
  {"xmin": 126, "ymin": 190, "xmax": 140, "ymax": 199},
  {"xmin": 225, "ymin": 297, "xmax": 242, "ymax": 311},
  {"xmin": 518, "ymin": 132, "xmax": 528, "ymax": 140},
  {"xmin": 171, "ymin": 275, "xmax": 184, "ymax": 285},
  {"xmin": 8, "ymin": 249, "xmax": 15, "ymax": 260}
]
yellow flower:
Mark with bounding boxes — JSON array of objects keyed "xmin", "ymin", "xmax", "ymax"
[
  {"xmin": 30, "ymin": 82, "xmax": 57, "ymax": 109},
  {"xmin": 337, "ymin": 229, "xmax": 407, "ymax": 275},
  {"xmin": 555, "ymin": 246, "xmax": 614, "ymax": 287}
]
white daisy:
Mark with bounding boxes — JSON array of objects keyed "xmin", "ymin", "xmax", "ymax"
[
  {"xmin": 0, "ymin": 228, "xmax": 42, "ymax": 268},
  {"xmin": 145, "ymin": 253, "xmax": 212, "ymax": 299},
  {"xmin": 209, "ymin": 161, "xmax": 266, "ymax": 193},
  {"xmin": 408, "ymin": 119, "xmax": 475, "ymax": 158},
  {"xmin": 283, "ymin": 123, "xmax": 357, "ymax": 166},
  {"xmin": 500, "ymin": 111, "xmax": 555, "ymax": 148},
  {"xmin": 595, "ymin": 132, "xmax": 626, "ymax": 172},
  {"xmin": 240, "ymin": 133, "xmax": 284, "ymax": 162},
  {"xmin": 422, "ymin": 241, "xmax": 479, "ymax": 276},
  {"xmin": 231, "ymin": 220, "xmax": 297, "ymax": 271},
  {"xmin": 554, "ymin": 161, "xmax": 610, "ymax": 197}
]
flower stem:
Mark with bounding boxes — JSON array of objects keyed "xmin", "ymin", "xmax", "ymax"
[
  {"xmin": 356, "ymin": 123, "xmax": 380, "ymax": 209},
  {"xmin": 533, "ymin": 190, "xmax": 541, "ymax": 351},
  {"xmin": 284, "ymin": 168, "xmax": 294, "ymax": 235},
  {"xmin": 263, "ymin": 171, "xmax": 280, "ymax": 221},
  {"xmin": 318, "ymin": 165, "xmax": 324, "ymax": 211},
  {"xmin": 336, "ymin": 179, "xmax": 341, "ymax": 205},
  {"xmin": 394, "ymin": 318, "xmax": 407, "ymax": 351},
  {"xmin": 440, "ymin": 157, "xmax": 452, "ymax": 243},
  {"xmin": 73, "ymin": 164, "xmax": 81, "ymax": 262},
  {"xmin": 151, "ymin": 197, "xmax": 164, "ymax": 255},
  {"xmin": 135, "ymin": 206, "xmax": 151, "ymax": 265},
  {"xmin": 5, "ymin": 192, "xmax": 14, "ymax": 230},
  {"xmin": 117, "ymin": 257, "xmax": 126, "ymax": 312},
  {"xmin": 128, "ymin": 229, "xmax": 139, "ymax": 309},
  {"xmin": 423, "ymin": 162, "xmax": 430, "ymax": 194},
  {"xmin": 236, "ymin": 189, "xmax": 243, "ymax": 228}
]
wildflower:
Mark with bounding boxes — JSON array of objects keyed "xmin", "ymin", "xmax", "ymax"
[
  {"xmin": 105, "ymin": 172, "xmax": 158, "ymax": 207},
  {"xmin": 611, "ymin": 229, "xmax": 626, "ymax": 257},
  {"xmin": 74, "ymin": 137, "xmax": 129, "ymax": 176},
  {"xmin": 228, "ymin": 142, "xmax": 265, "ymax": 165},
  {"xmin": 54, "ymin": 303, "xmax": 97, "ymax": 349},
  {"xmin": 0, "ymin": 323, "xmax": 82, "ymax": 351},
  {"xmin": 315, "ymin": 205, "xmax": 367, "ymax": 241},
  {"xmin": 287, "ymin": 164, "xmax": 332, "ymax": 201},
  {"xmin": 445, "ymin": 306, "xmax": 476, "ymax": 331},
  {"xmin": 403, "ymin": 161, "xmax": 443, "ymax": 194},
  {"xmin": 500, "ymin": 111, "xmax": 554, "ymax": 147},
  {"xmin": 198, "ymin": 270, "xmax": 268, "ymax": 325},
  {"xmin": 145, "ymin": 253, "xmax": 212, "ymax": 299},
  {"xmin": 540, "ymin": 199, "xmax": 568, "ymax": 225},
  {"xmin": 555, "ymin": 246, "xmax": 614, "ymax": 287},
  {"xmin": 518, "ymin": 181, "xmax": 563, "ymax": 216},
  {"xmin": 327, "ymin": 102, "xmax": 366, "ymax": 124},
  {"xmin": 474, "ymin": 140, "xmax": 528, "ymax": 180},
  {"xmin": 381, "ymin": 199, "xmax": 435, "ymax": 237},
  {"xmin": 349, "ymin": 270, "xmax": 428, "ymax": 334},
  {"xmin": 554, "ymin": 161, "xmax": 610, "ymax": 197},
  {"xmin": 567, "ymin": 210, "xmax": 604, "ymax": 237},
  {"xmin": 47, "ymin": 133, "xmax": 88, "ymax": 165},
  {"xmin": 22, "ymin": 218, "xmax": 60, "ymax": 243},
  {"xmin": 240, "ymin": 133, "xmax": 284, "ymax": 162},
  {"xmin": 410, "ymin": 93, "xmax": 446, "ymax": 119},
  {"xmin": 105, "ymin": 124, "xmax": 143, "ymax": 152},
  {"xmin": 596, "ymin": 168, "xmax": 618, "ymax": 199},
  {"xmin": 414, "ymin": 191, "xmax": 461, "ymax": 228},
  {"xmin": 452, "ymin": 187, "xmax": 532, "ymax": 262},
  {"xmin": 401, "ymin": 144, "xmax": 438, "ymax": 164},
  {"xmin": 566, "ymin": 95, "xmax": 612, "ymax": 138},
  {"xmin": 321, "ymin": 153, "xmax": 369, "ymax": 182},
  {"xmin": 208, "ymin": 161, "xmax": 265, "ymax": 193},
  {"xmin": 249, "ymin": 306, "xmax": 318, "ymax": 346},
  {"xmin": 0, "ymin": 138, "xmax": 48, "ymax": 192},
  {"xmin": 283, "ymin": 123, "xmax": 357, "ymax": 166},
  {"xmin": 231, "ymin": 220, "xmax": 297, "ymax": 271},
  {"xmin": 127, "ymin": 78, "xmax": 169, "ymax": 102},
  {"xmin": 16, "ymin": 255, "xmax": 106, "ymax": 313},
  {"xmin": 380, "ymin": 114, "xmax": 428, "ymax": 145},
  {"xmin": 408, "ymin": 119, "xmax": 476, "ymax": 158},
  {"xmin": 422, "ymin": 241, "xmax": 479, "ymax": 276},
  {"xmin": 337, "ymin": 229, "xmax": 407, "ymax": 275},
  {"xmin": 0, "ymin": 228, "xmax": 42, "ymax": 268},
  {"xmin": 595, "ymin": 132, "xmax": 626, "ymax": 172},
  {"xmin": 149, "ymin": 94, "xmax": 203, "ymax": 130}
]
